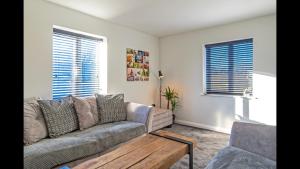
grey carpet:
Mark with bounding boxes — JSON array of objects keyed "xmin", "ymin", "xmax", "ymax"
[{"xmin": 162, "ymin": 124, "xmax": 230, "ymax": 169}]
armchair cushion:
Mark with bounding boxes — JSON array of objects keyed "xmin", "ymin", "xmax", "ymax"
[
  {"xmin": 205, "ymin": 146, "xmax": 276, "ymax": 169},
  {"xmin": 229, "ymin": 121, "xmax": 276, "ymax": 161}
]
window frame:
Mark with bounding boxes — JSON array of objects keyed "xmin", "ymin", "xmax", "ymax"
[
  {"xmin": 52, "ymin": 25, "xmax": 108, "ymax": 99},
  {"xmin": 202, "ymin": 38, "xmax": 254, "ymax": 97}
]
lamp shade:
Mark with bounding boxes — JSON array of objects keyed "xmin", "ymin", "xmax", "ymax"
[{"xmin": 158, "ymin": 70, "xmax": 164, "ymax": 78}]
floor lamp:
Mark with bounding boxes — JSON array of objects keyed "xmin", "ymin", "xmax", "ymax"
[{"xmin": 158, "ymin": 70, "xmax": 164, "ymax": 108}]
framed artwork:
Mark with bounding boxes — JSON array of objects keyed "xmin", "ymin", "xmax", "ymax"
[{"xmin": 126, "ymin": 48, "xmax": 149, "ymax": 81}]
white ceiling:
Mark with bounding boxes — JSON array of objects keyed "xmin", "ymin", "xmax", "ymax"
[{"xmin": 46, "ymin": 0, "xmax": 276, "ymax": 37}]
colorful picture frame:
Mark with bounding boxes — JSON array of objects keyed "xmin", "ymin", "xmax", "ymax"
[{"xmin": 126, "ymin": 48, "xmax": 149, "ymax": 81}]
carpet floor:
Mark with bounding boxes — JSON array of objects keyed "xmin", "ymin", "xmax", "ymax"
[{"xmin": 162, "ymin": 124, "xmax": 230, "ymax": 169}]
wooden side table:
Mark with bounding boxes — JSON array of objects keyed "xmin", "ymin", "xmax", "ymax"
[{"xmin": 147, "ymin": 107, "xmax": 173, "ymax": 132}]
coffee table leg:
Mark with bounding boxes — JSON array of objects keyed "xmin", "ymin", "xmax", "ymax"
[
  {"xmin": 188, "ymin": 142, "xmax": 193, "ymax": 169},
  {"xmin": 149, "ymin": 132, "xmax": 194, "ymax": 169}
]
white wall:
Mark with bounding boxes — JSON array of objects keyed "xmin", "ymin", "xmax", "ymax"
[
  {"xmin": 160, "ymin": 14, "xmax": 276, "ymax": 133},
  {"xmin": 25, "ymin": 0, "xmax": 276, "ymax": 133},
  {"xmin": 24, "ymin": 0, "xmax": 160, "ymax": 105}
]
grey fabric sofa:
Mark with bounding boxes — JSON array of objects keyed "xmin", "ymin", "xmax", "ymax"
[
  {"xmin": 24, "ymin": 102, "xmax": 152, "ymax": 169},
  {"xmin": 205, "ymin": 121, "xmax": 276, "ymax": 169}
]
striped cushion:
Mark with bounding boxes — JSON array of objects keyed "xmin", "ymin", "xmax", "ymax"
[
  {"xmin": 38, "ymin": 97, "xmax": 79, "ymax": 138},
  {"xmin": 95, "ymin": 93, "xmax": 126, "ymax": 124}
]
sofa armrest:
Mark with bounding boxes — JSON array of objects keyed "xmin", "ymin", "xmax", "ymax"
[
  {"xmin": 229, "ymin": 121, "xmax": 276, "ymax": 161},
  {"xmin": 125, "ymin": 102, "xmax": 152, "ymax": 132}
]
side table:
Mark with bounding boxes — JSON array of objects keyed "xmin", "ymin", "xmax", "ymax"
[{"xmin": 147, "ymin": 107, "xmax": 173, "ymax": 132}]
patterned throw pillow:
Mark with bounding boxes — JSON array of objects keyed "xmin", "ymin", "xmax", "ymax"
[
  {"xmin": 95, "ymin": 93, "xmax": 126, "ymax": 124},
  {"xmin": 24, "ymin": 97, "xmax": 48, "ymax": 145},
  {"xmin": 72, "ymin": 96, "xmax": 98, "ymax": 130},
  {"xmin": 38, "ymin": 97, "xmax": 79, "ymax": 138}
]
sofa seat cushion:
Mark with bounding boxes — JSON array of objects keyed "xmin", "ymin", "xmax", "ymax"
[
  {"xmin": 24, "ymin": 137, "xmax": 98, "ymax": 169},
  {"xmin": 66, "ymin": 121, "xmax": 145, "ymax": 152},
  {"xmin": 205, "ymin": 146, "xmax": 276, "ymax": 169},
  {"xmin": 24, "ymin": 121, "xmax": 145, "ymax": 169}
]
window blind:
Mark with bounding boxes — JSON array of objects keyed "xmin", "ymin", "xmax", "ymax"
[
  {"xmin": 52, "ymin": 28, "xmax": 102, "ymax": 100},
  {"xmin": 205, "ymin": 38, "xmax": 253, "ymax": 96}
]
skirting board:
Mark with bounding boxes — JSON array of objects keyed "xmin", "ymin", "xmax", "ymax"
[{"xmin": 174, "ymin": 119, "xmax": 231, "ymax": 134}]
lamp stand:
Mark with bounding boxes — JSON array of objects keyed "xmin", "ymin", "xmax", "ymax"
[{"xmin": 159, "ymin": 78, "xmax": 162, "ymax": 108}]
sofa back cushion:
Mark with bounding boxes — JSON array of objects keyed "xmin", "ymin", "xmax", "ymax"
[
  {"xmin": 72, "ymin": 96, "xmax": 98, "ymax": 130},
  {"xmin": 38, "ymin": 96, "xmax": 79, "ymax": 137},
  {"xmin": 24, "ymin": 97, "xmax": 48, "ymax": 145},
  {"xmin": 84, "ymin": 96, "xmax": 98, "ymax": 121},
  {"xmin": 95, "ymin": 93, "xmax": 126, "ymax": 124}
]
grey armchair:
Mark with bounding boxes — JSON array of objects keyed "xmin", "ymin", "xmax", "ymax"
[{"xmin": 205, "ymin": 121, "xmax": 276, "ymax": 169}]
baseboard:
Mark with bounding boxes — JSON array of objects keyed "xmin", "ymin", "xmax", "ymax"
[{"xmin": 174, "ymin": 119, "xmax": 231, "ymax": 134}]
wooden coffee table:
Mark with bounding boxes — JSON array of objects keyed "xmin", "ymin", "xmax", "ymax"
[{"xmin": 72, "ymin": 130, "xmax": 196, "ymax": 169}]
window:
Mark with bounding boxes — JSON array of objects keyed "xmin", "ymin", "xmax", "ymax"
[
  {"xmin": 52, "ymin": 28, "xmax": 103, "ymax": 100},
  {"xmin": 204, "ymin": 38, "xmax": 253, "ymax": 96}
]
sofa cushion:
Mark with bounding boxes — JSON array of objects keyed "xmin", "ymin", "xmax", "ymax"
[
  {"xmin": 72, "ymin": 96, "xmax": 98, "ymax": 130},
  {"xmin": 67, "ymin": 121, "xmax": 145, "ymax": 151},
  {"xmin": 24, "ymin": 136, "xmax": 98, "ymax": 169},
  {"xmin": 205, "ymin": 146, "xmax": 276, "ymax": 169},
  {"xmin": 38, "ymin": 97, "xmax": 79, "ymax": 138},
  {"xmin": 84, "ymin": 96, "xmax": 99, "ymax": 123},
  {"xmin": 95, "ymin": 93, "xmax": 126, "ymax": 124},
  {"xmin": 24, "ymin": 97, "xmax": 48, "ymax": 145},
  {"xmin": 229, "ymin": 121, "xmax": 276, "ymax": 161},
  {"xmin": 24, "ymin": 121, "xmax": 145, "ymax": 169}
]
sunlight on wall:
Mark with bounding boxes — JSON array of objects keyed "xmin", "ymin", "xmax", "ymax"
[
  {"xmin": 235, "ymin": 72, "xmax": 276, "ymax": 125},
  {"xmin": 249, "ymin": 73, "xmax": 276, "ymax": 125},
  {"xmin": 214, "ymin": 109, "xmax": 234, "ymax": 133},
  {"xmin": 234, "ymin": 97, "xmax": 243, "ymax": 120}
]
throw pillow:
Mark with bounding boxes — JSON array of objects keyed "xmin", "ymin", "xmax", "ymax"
[
  {"xmin": 24, "ymin": 97, "xmax": 48, "ymax": 145},
  {"xmin": 38, "ymin": 96, "xmax": 79, "ymax": 138},
  {"xmin": 84, "ymin": 96, "xmax": 99, "ymax": 123},
  {"xmin": 95, "ymin": 93, "xmax": 126, "ymax": 124},
  {"xmin": 72, "ymin": 96, "xmax": 98, "ymax": 130}
]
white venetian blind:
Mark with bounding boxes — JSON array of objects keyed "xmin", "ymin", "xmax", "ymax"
[
  {"xmin": 52, "ymin": 28, "xmax": 102, "ymax": 100},
  {"xmin": 205, "ymin": 38, "xmax": 253, "ymax": 96}
]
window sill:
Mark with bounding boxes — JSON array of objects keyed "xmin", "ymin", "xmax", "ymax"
[{"xmin": 200, "ymin": 93, "xmax": 258, "ymax": 99}]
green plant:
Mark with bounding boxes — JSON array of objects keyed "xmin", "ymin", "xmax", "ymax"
[
  {"xmin": 162, "ymin": 86, "xmax": 178, "ymax": 110},
  {"xmin": 170, "ymin": 97, "xmax": 179, "ymax": 112}
]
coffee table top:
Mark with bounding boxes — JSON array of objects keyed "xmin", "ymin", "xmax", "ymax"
[{"xmin": 72, "ymin": 130, "xmax": 196, "ymax": 169}]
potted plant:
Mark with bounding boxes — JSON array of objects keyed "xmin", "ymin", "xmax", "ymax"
[
  {"xmin": 171, "ymin": 97, "xmax": 179, "ymax": 112},
  {"xmin": 170, "ymin": 97, "xmax": 180, "ymax": 124},
  {"xmin": 162, "ymin": 86, "xmax": 180, "ymax": 124},
  {"xmin": 162, "ymin": 86, "xmax": 178, "ymax": 110}
]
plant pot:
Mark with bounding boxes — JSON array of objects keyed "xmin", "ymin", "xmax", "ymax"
[{"xmin": 172, "ymin": 114, "xmax": 175, "ymax": 124}]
